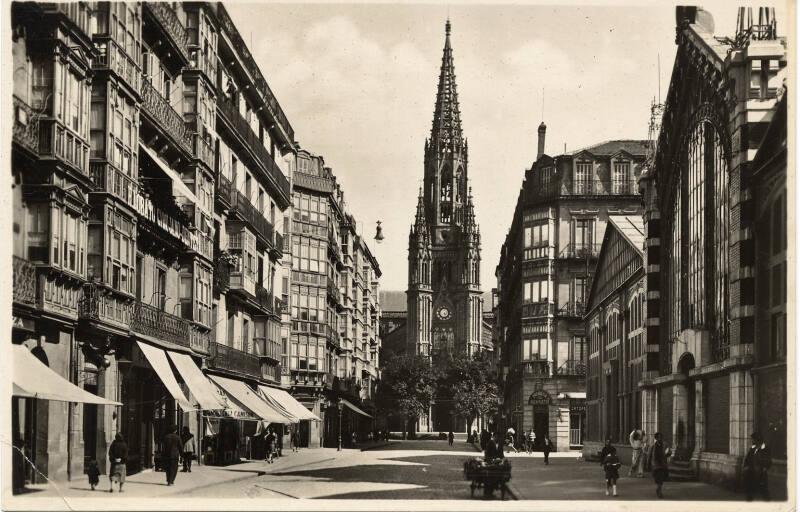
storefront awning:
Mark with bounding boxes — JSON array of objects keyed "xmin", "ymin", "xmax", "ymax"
[
  {"xmin": 167, "ymin": 352, "xmax": 227, "ymax": 411},
  {"xmin": 140, "ymin": 143, "xmax": 199, "ymax": 204},
  {"xmin": 13, "ymin": 345, "xmax": 121, "ymax": 405},
  {"xmin": 340, "ymin": 398, "xmax": 372, "ymax": 418},
  {"xmin": 558, "ymin": 392, "xmax": 587, "ymax": 400},
  {"xmin": 258, "ymin": 385, "xmax": 321, "ymax": 422},
  {"xmin": 208, "ymin": 375, "xmax": 292, "ymax": 423},
  {"xmin": 136, "ymin": 341, "xmax": 193, "ymax": 410}
]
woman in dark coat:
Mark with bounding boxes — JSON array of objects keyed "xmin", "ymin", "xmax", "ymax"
[
  {"xmin": 649, "ymin": 432, "xmax": 671, "ymax": 499},
  {"xmin": 108, "ymin": 433, "xmax": 128, "ymax": 493},
  {"xmin": 603, "ymin": 446, "xmax": 621, "ymax": 496},
  {"xmin": 542, "ymin": 435, "xmax": 552, "ymax": 465}
]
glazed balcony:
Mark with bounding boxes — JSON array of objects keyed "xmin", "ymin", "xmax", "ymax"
[
  {"xmin": 558, "ymin": 243, "xmax": 602, "ymax": 260},
  {"xmin": 187, "ymin": 229, "xmax": 214, "ymax": 262},
  {"xmin": 38, "ymin": 119, "xmax": 90, "ymax": 176},
  {"xmin": 255, "ymin": 285, "xmax": 275, "ymax": 316},
  {"xmin": 230, "ymin": 190, "xmax": 274, "ymax": 248},
  {"xmin": 521, "ymin": 302, "xmax": 554, "ymax": 318},
  {"xmin": 208, "ymin": 341, "xmax": 261, "ymax": 379},
  {"xmin": 89, "ymin": 162, "xmax": 139, "ymax": 209},
  {"xmin": 216, "ymin": 96, "xmax": 290, "ymax": 205},
  {"xmin": 556, "ymin": 359, "xmax": 587, "ymax": 377},
  {"xmin": 141, "ymin": 79, "xmax": 192, "ymax": 154},
  {"xmin": 143, "ymin": 2, "xmax": 189, "ymax": 65},
  {"xmin": 327, "ymin": 280, "xmax": 341, "ymax": 304},
  {"xmin": 294, "ymin": 171, "xmax": 335, "ymax": 194},
  {"xmin": 131, "ymin": 300, "xmax": 190, "ymax": 348},
  {"xmin": 291, "ymin": 368, "xmax": 327, "ymax": 387},
  {"xmin": 12, "ymin": 96, "xmax": 39, "ymax": 154},
  {"xmin": 93, "ymin": 40, "xmax": 141, "ymax": 95},
  {"xmin": 78, "ymin": 283, "xmax": 132, "ymax": 331},
  {"xmin": 13, "ymin": 256, "xmax": 37, "ymax": 306},
  {"xmin": 214, "ymin": 255, "xmax": 232, "ymax": 293},
  {"xmin": 189, "ymin": 130, "xmax": 215, "ymax": 171}
]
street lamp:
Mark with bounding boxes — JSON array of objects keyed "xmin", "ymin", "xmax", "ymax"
[{"xmin": 337, "ymin": 400, "xmax": 343, "ymax": 451}]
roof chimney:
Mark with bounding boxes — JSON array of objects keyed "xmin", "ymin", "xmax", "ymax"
[{"xmin": 537, "ymin": 122, "xmax": 547, "ymax": 159}]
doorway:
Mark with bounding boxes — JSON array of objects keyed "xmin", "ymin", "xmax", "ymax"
[
  {"xmin": 533, "ymin": 406, "xmax": 549, "ymax": 449},
  {"xmin": 677, "ymin": 354, "xmax": 696, "ymax": 459}
]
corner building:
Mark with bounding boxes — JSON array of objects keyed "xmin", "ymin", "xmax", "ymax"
[{"xmin": 407, "ymin": 21, "xmax": 483, "ymax": 433}]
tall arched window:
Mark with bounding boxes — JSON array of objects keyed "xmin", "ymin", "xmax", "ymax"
[
  {"xmin": 711, "ymin": 126, "xmax": 729, "ymax": 357},
  {"xmin": 686, "ymin": 122, "xmax": 707, "ymax": 326}
]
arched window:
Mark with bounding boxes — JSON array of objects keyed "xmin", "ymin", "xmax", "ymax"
[{"xmin": 686, "ymin": 122, "xmax": 707, "ymax": 326}]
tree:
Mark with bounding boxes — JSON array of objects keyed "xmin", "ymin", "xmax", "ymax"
[
  {"xmin": 376, "ymin": 353, "xmax": 440, "ymax": 438},
  {"xmin": 439, "ymin": 351, "xmax": 500, "ymax": 433}
]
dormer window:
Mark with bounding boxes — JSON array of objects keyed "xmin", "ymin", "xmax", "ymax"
[
  {"xmin": 575, "ymin": 161, "xmax": 592, "ymax": 194},
  {"xmin": 613, "ymin": 160, "xmax": 630, "ymax": 194}
]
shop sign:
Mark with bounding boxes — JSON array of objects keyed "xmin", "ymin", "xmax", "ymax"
[
  {"xmin": 569, "ymin": 399, "xmax": 586, "ymax": 413},
  {"xmin": 528, "ymin": 389, "xmax": 552, "ymax": 407}
]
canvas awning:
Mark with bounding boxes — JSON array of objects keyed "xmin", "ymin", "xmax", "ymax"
[
  {"xmin": 340, "ymin": 398, "xmax": 372, "ymax": 418},
  {"xmin": 136, "ymin": 341, "xmax": 193, "ymax": 410},
  {"xmin": 167, "ymin": 352, "xmax": 227, "ymax": 411},
  {"xmin": 139, "ymin": 143, "xmax": 199, "ymax": 204},
  {"xmin": 258, "ymin": 385, "xmax": 321, "ymax": 422},
  {"xmin": 13, "ymin": 345, "xmax": 121, "ymax": 405},
  {"xmin": 208, "ymin": 375, "xmax": 292, "ymax": 423},
  {"xmin": 558, "ymin": 392, "xmax": 587, "ymax": 400}
]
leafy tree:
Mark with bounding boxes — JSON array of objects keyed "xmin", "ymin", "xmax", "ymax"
[
  {"xmin": 439, "ymin": 351, "xmax": 500, "ymax": 433},
  {"xmin": 376, "ymin": 352, "xmax": 440, "ymax": 438}
]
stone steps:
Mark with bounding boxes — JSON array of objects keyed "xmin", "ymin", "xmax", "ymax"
[{"xmin": 668, "ymin": 460, "xmax": 698, "ymax": 482}]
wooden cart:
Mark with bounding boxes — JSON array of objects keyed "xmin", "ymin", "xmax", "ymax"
[{"xmin": 463, "ymin": 458, "xmax": 512, "ymax": 499}]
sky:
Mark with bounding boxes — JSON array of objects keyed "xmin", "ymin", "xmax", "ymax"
[{"xmin": 227, "ymin": 1, "xmax": 788, "ymax": 292}]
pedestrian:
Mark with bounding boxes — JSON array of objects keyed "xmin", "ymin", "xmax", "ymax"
[
  {"xmin": 603, "ymin": 446, "xmax": 621, "ymax": 497},
  {"xmin": 649, "ymin": 432, "xmax": 671, "ymax": 499},
  {"xmin": 527, "ymin": 430, "xmax": 536, "ymax": 455},
  {"xmin": 291, "ymin": 428, "xmax": 300, "ymax": 453},
  {"xmin": 505, "ymin": 427, "xmax": 518, "ymax": 453},
  {"xmin": 163, "ymin": 426, "xmax": 182, "ymax": 486},
  {"xmin": 265, "ymin": 428, "xmax": 277, "ymax": 463},
  {"xmin": 181, "ymin": 426, "xmax": 196, "ymax": 473},
  {"xmin": 742, "ymin": 432, "xmax": 772, "ymax": 501},
  {"xmin": 484, "ymin": 432, "xmax": 505, "ymax": 461},
  {"xmin": 542, "ymin": 434, "xmax": 552, "ymax": 464},
  {"xmin": 480, "ymin": 429, "xmax": 489, "ymax": 450},
  {"xmin": 86, "ymin": 459, "xmax": 100, "ymax": 491},
  {"xmin": 629, "ymin": 428, "xmax": 644, "ymax": 477},
  {"xmin": 108, "ymin": 433, "xmax": 128, "ymax": 493},
  {"xmin": 351, "ymin": 431, "xmax": 357, "ymax": 446},
  {"xmin": 599, "ymin": 438, "xmax": 613, "ymax": 466}
]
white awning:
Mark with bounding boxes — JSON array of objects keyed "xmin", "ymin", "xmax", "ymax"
[
  {"xmin": 167, "ymin": 352, "xmax": 227, "ymax": 411},
  {"xmin": 140, "ymin": 143, "xmax": 199, "ymax": 204},
  {"xmin": 13, "ymin": 345, "xmax": 121, "ymax": 405},
  {"xmin": 136, "ymin": 341, "xmax": 193, "ymax": 410},
  {"xmin": 258, "ymin": 385, "xmax": 321, "ymax": 422},
  {"xmin": 340, "ymin": 398, "xmax": 372, "ymax": 418},
  {"xmin": 559, "ymin": 392, "xmax": 587, "ymax": 400},
  {"xmin": 208, "ymin": 375, "xmax": 292, "ymax": 423}
]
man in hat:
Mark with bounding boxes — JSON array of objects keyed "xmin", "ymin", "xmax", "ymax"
[{"xmin": 742, "ymin": 432, "xmax": 772, "ymax": 501}]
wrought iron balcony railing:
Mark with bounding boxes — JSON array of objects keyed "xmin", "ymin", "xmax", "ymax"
[
  {"xmin": 209, "ymin": 341, "xmax": 261, "ymax": 379},
  {"xmin": 230, "ymin": 190, "xmax": 275, "ymax": 246},
  {"xmin": 89, "ymin": 162, "xmax": 139, "ymax": 208},
  {"xmin": 216, "ymin": 173, "xmax": 233, "ymax": 208},
  {"xmin": 521, "ymin": 360, "xmax": 551, "ymax": 377},
  {"xmin": 216, "ymin": 96, "xmax": 290, "ymax": 204},
  {"xmin": 143, "ymin": 2, "xmax": 189, "ymax": 64},
  {"xmin": 255, "ymin": 285, "xmax": 275, "ymax": 315},
  {"xmin": 556, "ymin": 359, "xmax": 587, "ymax": 377},
  {"xmin": 141, "ymin": 78, "xmax": 193, "ymax": 154},
  {"xmin": 558, "ymin": 301, "xmax": 587, "ymax": 317},
  {"xmin": 562, "ymin": 179, "xmax": 639, "ymax": 196},
  {"xmin": 558, "ymin": 243, "xmax": 602, "ymax": 259},
  {"xmin": 38, "ymin": 119, "xmax": 90, "ymax": 175},
  {"xmin": 189, "ymin": 326, "xmax": 211, "ymax": 354},
  {"xmin": 94, "ymin": 39, "xmax": 141, "ymax": 95},
  {"xmin": 78, "ymin": 283, "xmax": 132, "ymax": 329},
  {"xmin": 13, "ymin": 256, "xmax": 37, "ymax": 306},
  {"xmin": 12, "ymin": 96, "xmax": 39, "ymax": 153},
  {"xmin": 131, "ymin": 300, "xmax": 190, "ymax": 348}
]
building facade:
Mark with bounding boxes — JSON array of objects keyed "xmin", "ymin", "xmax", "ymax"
[
  {"xmin": 638, "ymin": 6, "xmax": 787, "ymax": 491},
  {"xmin": 406, "ymin": 20, "xmax": 483, "ymax": 433},
  {"xmin": 496, "ymin": 131, "xmax": 647, "ymax": 451},
  {"xmin": 11, "ymin": 1, "xmax": 299, "ymax": 485},
  {"xmin": 582, "ymin": 216, "xmax": 646, "ymax": 460}
]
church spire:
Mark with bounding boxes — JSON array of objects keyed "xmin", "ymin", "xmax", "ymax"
[
  {"xmin": 430, "ymin": 19, "xmax": 463, "ymax": 149},
  {"xmin": 414, "ymin": 188, "xmax": 427, "ymax": 230}
]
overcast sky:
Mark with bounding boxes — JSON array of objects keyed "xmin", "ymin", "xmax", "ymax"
[{"xmin": 227, "ymin": 1, "xmax": 787, "ymax": 292}]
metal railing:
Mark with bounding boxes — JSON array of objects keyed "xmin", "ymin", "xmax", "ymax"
[
  {"xmin": 13, "ymin": 256, "xmax": 37, "ymax": 306},
  {"xmin": 78, "ymin": 283, "xmax": 132, "ymax": 328},
  {"xmin": 521, "ymin": 360, "xmax": 551, "ymax": 377},
  {"xmin": 143, "ymin": 2, "xmax": 189, "ymax": 63},
  {"xmin": 521, "ymin": 302, "xmax": 554, "ymax": 318},
  {"xmin": 216, "ymin": 96, "xmax": 290, "ymax": 203},
  {"xmin": 562, "ymin": 180, "xmax": 639, "ymax": 196},
  {"xmin": 293, "ymin": 171, "xmax": 335, "ymax": 194},
  {"xmin": 189, "ymin": 327, "xmax": 211, "ymax": 353},
  {"xmin": 38, "ymin": 119, "xmax": 90, "ymax": 175},
  {"xmin": 556, "ymin": 359, "xmax": 587, "ymax": 376},
  {"xmin": 94, "ymin": 39, "xmax": 141, "ymax": 94},
  {"xmin": 12, "ymin": 96, "xmax": 39, "ymax": 153},
  {"xmin": 89, "ymin": 162, "xmax": 139, "ymax": 208},
  {"xmin": 558, "ymin": 243, "xmax": 602, "ymax": 259},
  {"xmin": 216, "ymin": 173, "xmax": 233, "ymax": 208},
  {"xmin": 209, "ymin": 341, "xmax": 261, "ymax": 379},
  {"xmin": 255, "ymin": 285, "xmax": 274, "ymax": 315},
  {"xmin": 558, "ymin": 301, "xmax": 587, "ymax": 317},
  {"xmin": 131, "ymin": 300, "xmax": 190, "ymax": 348},
  {"xmin": 141, "ymin": 78, "xmax": 192, "ymax": 154},
  {"xmin": 230, "ymin": 190, "xmax": 274, "ymax": 246}
]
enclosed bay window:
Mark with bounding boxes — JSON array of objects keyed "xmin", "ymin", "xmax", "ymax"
[
  {"xmin": 523, "ymin": 336, "xmax": 548, "ymax": 361},
  {"xmin": 524, "ymin": 222, "xmax": 549, "ymax": 248},
  {"xmin": 523, "ymin": 276, "xmax": 550, "ymax": 303}
]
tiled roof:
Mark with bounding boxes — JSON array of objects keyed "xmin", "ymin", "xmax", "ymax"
[
  {"xmin": 379, "ymin": 290, "xmax": 407, "ymax": 312},
  {"xmin": 569, "ymin": 140, "xmax": 649, "ymax": 157},
  {"xmin": 608, "ymin": 215, "xmax": 645, "ymax": 254}
]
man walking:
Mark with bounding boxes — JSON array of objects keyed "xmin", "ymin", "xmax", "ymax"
[
  {"xmin": 162, "ymin": 426, "xmax": 182, "ymax": 486},
  {"xmin": 629, "ymin": 427, "xmax": 644, "ymax": 477},
  {"xmin": 742, "ymin": 432, "xmax": 772, "ymax": 501},
  {"xmin": 448, "ymin": 431, "xmax": 454, "ymax": 447},
  {"xmin": 649, "ymin": 432, "xmax": 671, "ymax": 499},
  {"xmin": 527, "ymin": 430, "xmax": 536, "ymax": 455},
  {"xmin": 180, "ymin": 426, "xmax": 196, "ymax": 473}
]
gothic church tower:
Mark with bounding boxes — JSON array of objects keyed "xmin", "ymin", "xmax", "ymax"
[{"xmin": 407, "ymin": 20, "xmax": 483, "ymax": 366}]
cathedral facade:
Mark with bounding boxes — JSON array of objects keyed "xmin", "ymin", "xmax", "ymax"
[{"xmin": 407, "ymin": 21, "xmax": 483, "ymax": 431}]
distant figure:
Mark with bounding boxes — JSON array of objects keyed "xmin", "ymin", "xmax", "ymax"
[
  {"xmin": 629, "ymin": 428, "xmax": 644, "ymax": 477},
  {"xmin": 742, "ymin": 432, "xmax": 772, "ymax": 501},
  {"xmin": 265, "ymin": 428, "xmax": 277, "ymax": 463},
  {"xmin": 599, "ymin": 438, "xmax": 613, "ymax": 466},
  {"xmin": 162, "ymin": 426, "xmax": 182, "ymax": 486},
  {"xmin": 448, "ymin": 431, "xmax": 454, "ymax": 446},
  {"xmin": 181, "ymin": 426, "xmax": 196, "ymax": 473},
  {"xmin": 603, "ymin": 446, "xmax": 621, "ymax": 497},
  {"xmin": 542, "ymin": 434, "xmax": 552, "ymax": 464},
  {"xmin": 86, "ymin": 459, "xmax": 100, "ymax": 491},
  {"xmin": 484, "ymin": 432, "xmax": 505, "ymax": 461},
  {"xmin": 649, "ymin": 432, "xmax": 671, "ymax": 499},
  {"xmin": 527, "ymin": 430, "xmax": 536, "ymax": 455},
  {"xmin": 351, "ymin": 431, "xmax": 357, "ymax": 446},
  {"xmin": 291, "ymin": 429, "xmax": 300, "ymax": 452},
  {"xmin": 480, "ymin": 429, "xmax": 489, "ymax": 450},
  {"xmin": 108, "ymin": 433, "xmax": 128, "ymax": 493},
  {"xmin": 505, "ymin": 427, "xmax": 518, "ymax": 453}
]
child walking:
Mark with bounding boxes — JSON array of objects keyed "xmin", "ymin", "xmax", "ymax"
[
  {"xmin": 86, "ymin": 459, "xmax": 100, "ymax": 490},
  {"xmin": 603, "ymin": 445, "xmax": 621, "ymax": 497}
]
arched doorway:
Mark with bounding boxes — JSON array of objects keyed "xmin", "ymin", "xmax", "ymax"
[{"xmin": 676, "ymin": 353, "xmax": 696, "ymax": 460}]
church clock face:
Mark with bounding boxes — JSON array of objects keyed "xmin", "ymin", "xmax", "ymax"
[{"xmin": 436, "ymin": 306, "xmax": 452, "ymax": 321}]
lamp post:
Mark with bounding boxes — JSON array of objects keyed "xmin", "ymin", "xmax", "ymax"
[{"xmin": 337, "ymin": 400, "xmax": 343, "ymax": 451}]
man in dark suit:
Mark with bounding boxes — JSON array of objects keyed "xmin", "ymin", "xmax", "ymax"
[{"xmin": 163, "ymin": 426, "xmax": 182, "ymax": 486}]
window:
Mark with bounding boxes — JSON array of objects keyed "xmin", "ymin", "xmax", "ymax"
[
  {"xmin": 105, "ymin": 211, "xmax": 135, "ymax": 294},
  {"xmin": 522, "ymin": 336, "xmax": 548, "ymax": 361},
  {"xmin": 668, "ymin": 183, "xmax": 681, "ymax": 339},
  {"xmin": 523, "ymin": 277, "xmax": 550, "ymax": 303},
  {"xmin": 575, "ymin": 162, "xmax": 592, "ymax": 194},
  {"xmin": 573, "ymin": 218, "xmax": 593, "ymax": 251},
  {"xmin": 524, "ymin": 222, "xmax": 549, "ymax": 248},
  {"xmin": 612, "ymin": 161, "xmax": 630, "ymax": 194},
  {"xmin": 573, "ymin": 276, "xmax": 588, "ymax": 307},
  {"xmin": 687, "ymin": 122, "xmax": 707, "ymax": 327},
  {"xmin": 27, "ymin": 203, "xmax": 50, "ymax": 263},
  {"xmin": 227, "ymin": 310, "xmax": 235, "ymax": 346}
]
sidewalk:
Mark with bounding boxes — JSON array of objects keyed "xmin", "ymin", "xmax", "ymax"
[{"xmin": 15, "ymin": 448, "xmax": 342, "ymax": 501}]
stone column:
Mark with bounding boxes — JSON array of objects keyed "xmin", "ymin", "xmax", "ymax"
[
  {"xmin": 693, "ymin": 380, "xmax": 705, "ymax": 458},
  {"xmin": 641, "ymin": 387, "xmax": 658, "ymax": 438},
  {"xmin": 672, "ymin": 383, "xmax": 687, "ymax": 455},
  {"xmin": 729, "ymin": 370, "xmax": 754, "ymax": 457}
]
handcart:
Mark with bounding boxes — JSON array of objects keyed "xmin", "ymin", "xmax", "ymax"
[{"xmin": 463, "ymin": 458, "xmax": 512, "ymax": 499}]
